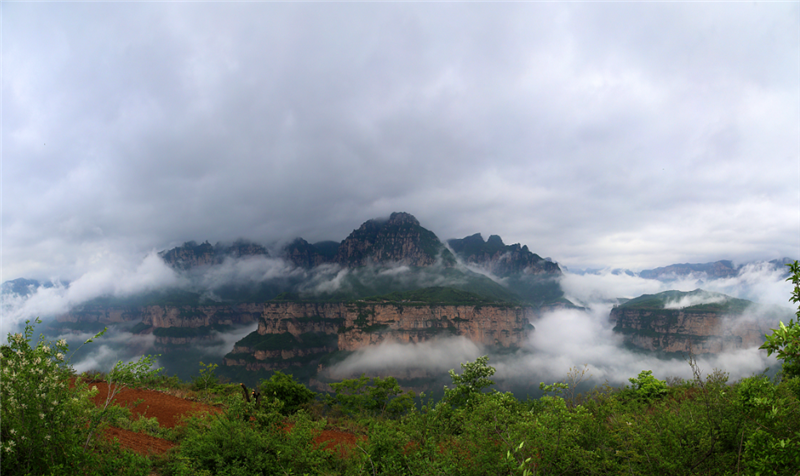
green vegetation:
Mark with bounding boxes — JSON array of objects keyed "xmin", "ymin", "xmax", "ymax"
[
  {"xmin": 760, "ymin": 260, "xmax": 800, "ymax": 379},
  {"xmin": 5, "ymin": 262, "xmax": 798, "ymax": 475},
  {"xmin": 235, "ymin": 331, "xmax": 299, "ymax": 351},
  {"xmin": 260, "ymin": 371, "xmax": 317, "ymax": 415},
  {"xmin": 618, "ymin": 289, "xmax": 752, "ymax": 314},
  {"xmin": 152, "ymin": 324, "xmax": 233, "ymax": 338},
  {"xmin": 363, "ymin": 286, "xmax": 511, "ymax": 305},
  {"xmin": 128, "ymin": 321, "xmax": 151, "ymax": 334},
  {"xmin": 1, "ymin": 320, "xmax": 159, "ymax": 475}
]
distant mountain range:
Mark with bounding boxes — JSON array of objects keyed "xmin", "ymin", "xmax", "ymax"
[
  {"xmin": 568, "ymin": 258, "xmax": 795, "ymax": 281},
  {"xmin": 158, "ymin": 212, "xmax": 559, "ymax": 278},
  {"xmin": 3, "ymin": 212, "xmax": 566, "ymax": 309},
  {"xmin": 638, "ymin": 258, "xmax": 795, "ymax": 280}
]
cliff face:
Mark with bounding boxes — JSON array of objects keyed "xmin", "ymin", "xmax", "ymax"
[
  {"xmin": 610, "ymin": 307, "xmax": 775, "ymax": 353},
  {"xmin": 140, "ymin": 304, "xmax": 262, "ymax": 328},
  {"xmin": 223, "ymin": 301, "xmax": 533, "ymax": 371}
]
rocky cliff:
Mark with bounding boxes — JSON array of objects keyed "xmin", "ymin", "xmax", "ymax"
[
  {"xmin": 610, "ymin": 290, "xmax": 786, "ymax": 353},
  {"xmin": 223, "ymin": 300, "xmax": 534, "ymax": 372}
]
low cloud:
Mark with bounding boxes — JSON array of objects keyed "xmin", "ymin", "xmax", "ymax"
[
  {"xmin": 560, "ymin": 262, "xmax": 794, "ymax": 308},
  {"xmin": 327, "ymin": 264, "xmax": 791, "ymax": 390},
  {"xmin": 328, "ymin": 337, "xmax": 483, "ymax": 380},
  {"xmin": 203, "ymin": 322, "xmax": 259, "ymax": 357},
  {"xmin": 495, "ymin": 306, "xmax": 777, "ymax": 386},
  {"xmin": 55, "ymin": 329, "xmax": 158, "ymax": 374},
  {"xmin": 188, "ymin": 255, "xmax": 303, "ymax": 294},
  {"xmin": 1, "ymin": 252, "xmax": 181, "ymax": 336},
  {"xmin": 663, "ymin": 291, "xmax": 726, "ymax": 309}
]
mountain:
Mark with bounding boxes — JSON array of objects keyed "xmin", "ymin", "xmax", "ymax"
[
  {"xmin": 639, "ymin": 261, "xmax": 739, "ymax": 280},
  {"xmin": 9, "ymin": 211, "xmax": 569, "ymax": 383},
  {"xmin": 283, "ymin": 212, "xmax": 456, "ymax": 269},
  {"xmin": 282, "ymin": 239, "xmax": 339, "ymax": 268},
  {"xmin": 610, "ymin": 289, "xmax": 790, "ymax": 354},
  {"xmin": 447, "ymin": 233, "xmax": 560, "ymax": 277},
  {"xmin": 159, "ymin": 239, "xmax": 268, "ymax": 270},
  {"xmin": 638, "ymin": 258, "xmax": 796, "ymax": 281},
  {"xmin": 446, "ymin": 233, "xmax": 565, "ymax": 306},
  {"xmin": 334, "ymin": 212, "xmax": 454, "ymax": 267},
  {"xmin": 2, "ymin": 278, "xmax": 43, "ymax": 297}
]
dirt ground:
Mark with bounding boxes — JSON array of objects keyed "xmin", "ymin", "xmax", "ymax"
[
  {"xmin": 89, "ymin": 382, "xmax": 361, "ymax": 457},
  {"xmin": 90, "ymin": 382, "xmax": 220, "ymax": 429}
]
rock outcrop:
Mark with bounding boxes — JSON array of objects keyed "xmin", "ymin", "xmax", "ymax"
[
  {"xmin": 610, "ymin": 290, "xmax": 788, "ymax": 353},
  {"xmin": 140, "ymin": 304, "xmax": 263, "ymax": 328},
  {"xmin": 223, "ymin": 301, "xmax": 534, "ymax": 371}
]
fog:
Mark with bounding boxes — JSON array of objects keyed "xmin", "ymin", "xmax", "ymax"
[
  {"xmin": 326, "ymin": 337, "xmax": 483, "ymax": 381},
  {"xmin": 329, "ymin": 266, "xmax": 792, "ymax": 387},
  {"xmin": 2, "ymin": 250, "xmax": 794, "ymax": 388},
  {"xmin": 1, "ymin": 252, "xmax": 180, "ymax": 336}
]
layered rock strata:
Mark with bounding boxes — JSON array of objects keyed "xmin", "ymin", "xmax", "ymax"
[
  {"xmin": 223, "ymin": 302, "xmax": 534, "ymax": 371},
  {"xmin": 610, "ymin": 307, "xmax": 777, "ymax": 354}
]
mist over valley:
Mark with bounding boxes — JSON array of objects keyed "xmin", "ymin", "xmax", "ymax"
[{"xmin": 2, "ymin": 212, "xmax": 794, "ymax": 395}]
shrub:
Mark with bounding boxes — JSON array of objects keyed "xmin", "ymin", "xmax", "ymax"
[
  {"xmin": 257, "ymin": 371, "xmax": 316, "ymax": 415},
  {"xmin": 0, "ymin": 319, "xmax": 94, "ymax": 474},
  {"xmin": 628, "ymin": 370, "xmax": 668, "ymax": 402}
]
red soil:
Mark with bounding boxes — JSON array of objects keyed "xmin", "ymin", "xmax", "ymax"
[
  {"xmin": 283, "ymin": 422, "xmax": 366, "ymax": 457},
  {"xmin": 86, "ymin": 382, "xmax": 219, "ymax": 455},
  {"xmin": 89, "ymin": 382, "xmax": 220, "ymax": 428},
  {"xmin": 87, "ymin": 382, "xmax": 361, "ymax": 457},
  {"xmin": 103, "ymin": 426, "xmax": 176, "ymax": 455}
]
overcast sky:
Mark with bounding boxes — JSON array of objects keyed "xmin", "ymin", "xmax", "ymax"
[{"xmin": 3, "ymin": 2, "xmax": 799, "ymax": 282}]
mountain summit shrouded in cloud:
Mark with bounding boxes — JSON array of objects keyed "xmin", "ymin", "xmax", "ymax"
[{"xmin": 1, "ymin": 212, "xmax": 563, "ymax": 332}]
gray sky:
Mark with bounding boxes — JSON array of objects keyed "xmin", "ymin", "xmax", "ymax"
[{"xmin": 3, "ymin": 2, "xmax": 799, "ymax": 282}]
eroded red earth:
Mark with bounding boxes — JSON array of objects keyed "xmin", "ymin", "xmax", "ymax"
[{"xmin": 88, "ymin": 382, "xmax": 361, "ymax": 457}]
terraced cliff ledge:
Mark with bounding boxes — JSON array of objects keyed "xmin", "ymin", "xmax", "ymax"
[
  {"xmin": 610, "ymin": 289, "xmax": 787, "ymax": 354},
  {"xmin": 224, "ymin": 289, "xmax": 534, "ymax": 372}
]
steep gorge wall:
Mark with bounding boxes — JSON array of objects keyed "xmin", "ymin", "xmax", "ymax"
[
  {"xmin": 57, "ymin": 303, "xmax": 262, "ymax": 328},
  {"xmin": 224, "ymin": 302, "xmax": 534, "ymax": 371},
  {"xmin": 262, "ymin": 302, "xmax": 532, "ymax": 349},
  {"xmin": 610, "ymin": 307, "xmax": 775, "ymax": 353}
]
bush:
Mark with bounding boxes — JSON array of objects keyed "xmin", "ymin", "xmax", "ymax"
[
  {"xmin": 1, "ymin": 319, "xmax": 95, "ymax": 474},
  {"xmin": 628, "ymin": 370, "xmax": 668, "ymax": 402},
  {"xmin": 258, "ymin": 371, "xmax": 316, "ymax": 415}
]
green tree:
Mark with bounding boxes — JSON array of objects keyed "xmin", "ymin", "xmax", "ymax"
[
  {"xmin": 760, "ymin": 260, "xmax": 800, "ymax": 379},
  {"xmin": 0, "ymin": 319, "xmax": 153, "ymax": 476},
  {"xmin": 628, "ymin": 370, "xmax": 668, "ymax": 402},
  {"xmin": 259, "ymin": 371, "xmax": 316, "ymax": 415},
  {"xmin": 444, "ymin": 355, "xmax": 496, "ymax": 408},
  {"xmin": 327, "ymin": 374, "xmax": 415, "ymax": 418}
]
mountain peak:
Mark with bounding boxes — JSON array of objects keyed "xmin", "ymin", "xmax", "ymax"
[
  {"xmin": 386, "ymin": 212, "xmax": 420, "ymax": 227},
  {"xmin": 334, "ymin": 212, "xmax": 448, "ymax": 266}
]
